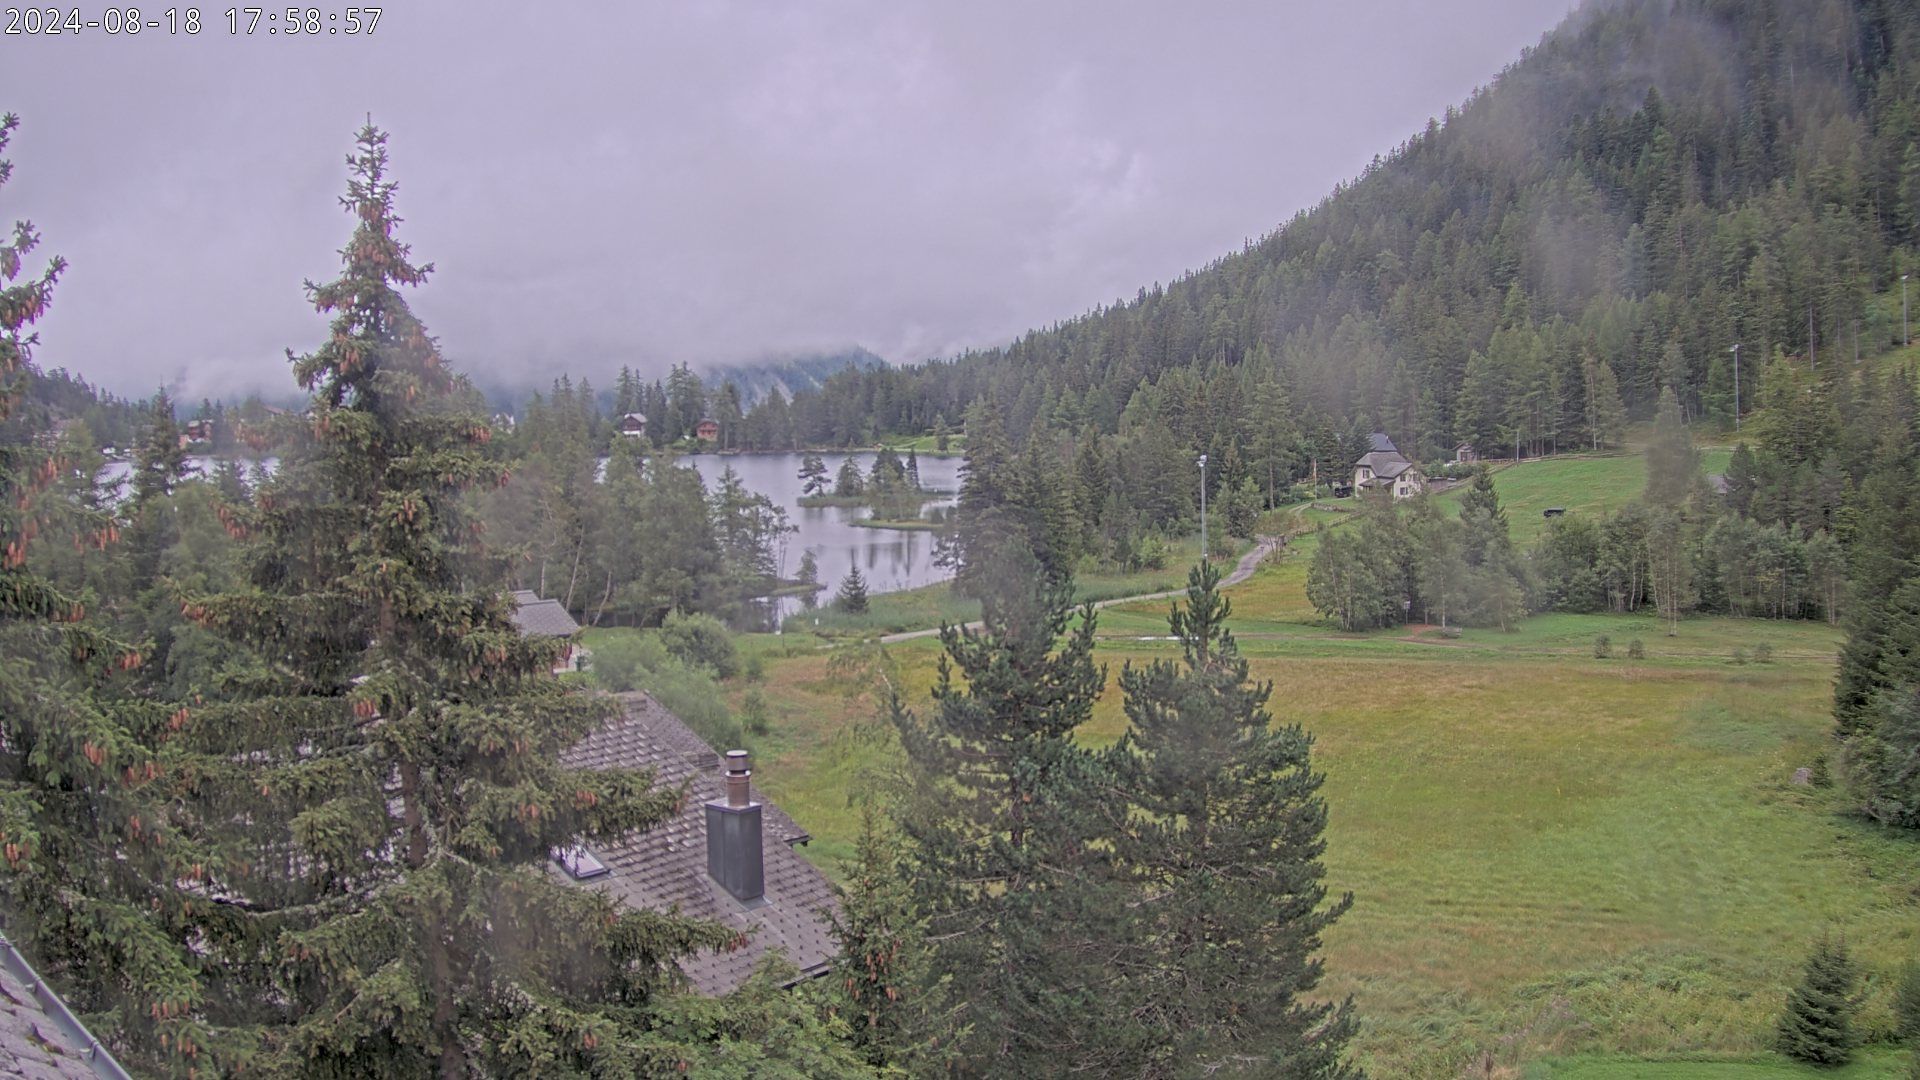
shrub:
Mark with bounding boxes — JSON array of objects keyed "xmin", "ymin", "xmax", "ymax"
[
  {"xmin": 1809, "ymin": 753, "xmax": 1833, "ymax": 789},
  {"xmin": 1136, "ymin": 535, "xmax": 1169, "ymax": 571},
  {"xmin": 1731, "ymin": 647, "xmax": 1749, "ymax": 665},
  {"xmin": 661, "ymin": 610, "xmax": 739, "ymax": 679},
  {"xmin": 1593, "ymin": 635, "xmax": 1612, "ymax": 659},
  {"xmin": 1754, "ymin": 642, "xmax": 1774, "ymax": 664},
  {"xmin": 1776, "ymin": 936, "xmax": 1860, "ymax": 1066},
  {"xmin": 741, "ymin": 689, "xmax": 770, "ymax": 737},
  {"xmin": 1627, "ymin": 638, "xmax": 1645, "ymax": 660},
  {"xmin": 589, "ymin": 632, "xmax": 743, "ymax": 751},
  {"xmin": 1894, "ymin": 959, "xmax": 1920, "ymax": 1042}
]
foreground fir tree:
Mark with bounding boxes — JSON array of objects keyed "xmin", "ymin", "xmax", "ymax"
[
  {"xmin": 828, "ymin": 804, "xmax": 947, "ymax": 1073},
  {"xmin": 1110, "ymin": 561, "xmax": 1358, "ymax": 1078},
  {"xmin": 171, "ymin": 126, "xmax": 827, "ymax": 1076},
  {"xmin": 889, "ymin": 539, "xmax": 1120, "ymax": 1073},
  {"xmin": 0, "ymin": 112, "xmax": 205, "ymax": 1072},
  {"xmin": 1776, "ymin": 936, "xmax": 1860, "ymax": 1066}
]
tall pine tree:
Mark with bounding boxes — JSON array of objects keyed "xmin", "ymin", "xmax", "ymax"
[
  {"xmin": 174, "ymin": 126, "xmax": 745, "ymax": 1076},
  {"xmin": 1110, "ymin": 560, "xmax": 1358, "ymax": 1077},
  {"xmin": 889, "ymin": 537, "xmax": 1118, "ymax": 1072}
]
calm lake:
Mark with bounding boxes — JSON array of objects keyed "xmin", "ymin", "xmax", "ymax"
[{"xmin": 684, "ymin": 451, "xmax": 961, "ymax": 624}]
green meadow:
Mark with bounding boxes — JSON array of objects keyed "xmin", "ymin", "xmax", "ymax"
[{"xmin": 671, "ymin": 448, "xmax": 1917, "ymax": 1075}]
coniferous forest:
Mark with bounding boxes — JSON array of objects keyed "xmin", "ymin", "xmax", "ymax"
[{"xmin": 6, "ymin": 0, "xmax": 1920, "ymax": 1076}]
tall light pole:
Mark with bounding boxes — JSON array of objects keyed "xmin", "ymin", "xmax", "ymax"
[
  {"xmin": 1729, "ymin": 343, "xmax": 1741, "ymax": 432},
  {"xmin": 1903, "ymin": 274, "xmax": 1910, "ymax": 348},
  {"xmin": 1197, "ymin": 453, "xmax": 1209, "ymax": 564}
]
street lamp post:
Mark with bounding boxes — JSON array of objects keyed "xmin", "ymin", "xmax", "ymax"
[
  {"xmin": 1197, "ymin": 453, "xmax": 1209, "ymax": 564},
  {"xmin": 1729, "ymin": 343, "xmax": 1740, "ymax": 432}
]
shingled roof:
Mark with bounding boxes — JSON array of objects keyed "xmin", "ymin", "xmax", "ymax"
[
  {"xmin": 1356, "ymin": 451, "xmax": 1415, "ymax": 480},
  {"xmin": 0, "ymin": 934, "xmax": 132, "ymax": 1079},
  {"xmin": 557, "ymin": 692, "xmax": 834, "ymax": 995},
  {"xmin": 508, "ymin": 590, "xmax": 582, "ymax": 638}
]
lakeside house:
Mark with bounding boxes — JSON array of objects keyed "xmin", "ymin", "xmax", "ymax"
[
  {"xmin": 1353, "ymin": 432, "xmax": 1426, "ymax": 498},
  {"xmin": 695, "ymin": 417, "xmax": 720, "ymax": 442},
  {"xmin": 618, "ymin": 412, "xmax": 647, "ymax": 438},
  {"xmin": 508, "ymin": 589, "xmax": 590, "ymax": 674},
  {"xmin": 556, "ymin": 692, "xmax": 839, "ymax": 995}
]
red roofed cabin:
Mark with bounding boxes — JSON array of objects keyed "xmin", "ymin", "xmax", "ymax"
[{"xmin": 695, "ymin": 417, "xmax": 720, "ymax": 443}]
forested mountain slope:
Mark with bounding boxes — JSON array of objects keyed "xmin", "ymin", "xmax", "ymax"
[{"xmin": 753, "ymin": 0, "xmax": 1920, "ymax": 463}]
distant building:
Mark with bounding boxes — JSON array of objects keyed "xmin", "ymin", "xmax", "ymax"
[
  {"xmin": 618, "ymin": 413, "xmax": 648, "ymax": 438},
  {"xmin": 557, "ymin": 692, "xmax": 839, "ymax": 995},
  {"xmin": 182, "ymin": 418, "xmax": 213, "ymax": 443},
  {"xmin": 490, "ymin": 411, "xmax": 517, "ymax": 432},
  {"xmin": 1454, "ymin": 442, "xmax": 1480, "ymax": 464},
  {"xmin": 695, "ymin": 417, "xmax": 720, "ymax": 442},
  {"xmin": 1353, "ymin": 432, "xmax": 1426, "ymax": 498},
  {"xmin": 508, "ymin": 589, "xmax": 589, "ymax": 674}
]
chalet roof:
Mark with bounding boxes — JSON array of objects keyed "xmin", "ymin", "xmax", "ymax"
[
  {"xmin": 0, "ymin": 933, "xmax": 132, "ymax": 1078},
  {"xmin": 1357, "ymin": 451, "xmax": 1416, "ymax": 480},
  {"xmin": 558, "ymin": 692, "xmax": 834, "ymax": 996},
  {"xmin": 1368, "ymin": 432, "xmax": 1398, "ymax": 454},
  {"xmin": 508, "ymin": 593, "xmax": 582, "ymax": 638},
  {"xmin": 619, "ymin": 412, "xmax": 647, "ymax": 426}
]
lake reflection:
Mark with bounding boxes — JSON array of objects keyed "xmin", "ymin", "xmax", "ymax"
[{"xmin": 682, "ymin": 452, "xmax": 960, "ymax": 624}]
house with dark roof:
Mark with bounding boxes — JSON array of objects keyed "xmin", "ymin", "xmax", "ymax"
[
  {"xmin": 0, "ymin": 932, "xmax": 133, "ymax": 1078},
  {"xmin": 508, "ymin": 589, "xmax": 589, "ymax": 674},
  {"xmin": 556, "ymin": 692, "xmax": 838, "ymax": 995},
  {"xmin": 1353, "ymin": 432, "xmax": 1426, "ymax": 498}
]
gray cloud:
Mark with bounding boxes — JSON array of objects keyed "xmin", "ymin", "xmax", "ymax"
[{"xmin": 6, "ymin": 0, "xmax": 1573, "ymax": 400}]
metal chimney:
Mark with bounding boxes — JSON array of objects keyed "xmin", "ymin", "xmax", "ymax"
[{"xmin": 705, "ymin": 750, "xmax": 764, "ymax": 904}]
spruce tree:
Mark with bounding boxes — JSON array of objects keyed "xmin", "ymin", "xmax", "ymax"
[
  {"xmin": 132, "ymin": 387, "xmax": 189, "ymax": 507},
  {"xmin": 889, "ymin": 538, "xmax": 1117, "ymax": 1072},
  {"xmin": 836, "ymin": 558, "xmax": 870, "ymax": 613},
  {"xmin": 1645, "ymin": 386, "xmax": 1701, "ymax": 507},
  {"xmin": 0, "ymin": 111, "xmax": 202, "ymax": 1074},
  {"xmin": 175, "ymin": 126, "xmax": 743, "ymax": 1076},
  {"xmin": 1776, "ymin": 936, "xmax": 1860, "ymax": 1066},
  {"xmin": 1110, "ymin": 560, "xmax": 1358, "ymax": 1076},
  {"xmin": 828, "ymin": 805, "xmax": 945, "ymax": 1073}
]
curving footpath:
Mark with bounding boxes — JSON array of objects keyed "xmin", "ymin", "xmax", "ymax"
[{"xmin": 876, "ymin": 534, "xmax": 1284, "ymax": 645}]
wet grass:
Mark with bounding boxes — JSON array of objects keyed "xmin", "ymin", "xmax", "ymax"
[{"xmin": 717, "ymin": 442, "xmax": 1917, "ymax": 1074}]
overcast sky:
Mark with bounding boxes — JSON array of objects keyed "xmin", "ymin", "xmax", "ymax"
[{"xmin": 7, "ymin": 0, "xmax": 1574, "ymax": 401}]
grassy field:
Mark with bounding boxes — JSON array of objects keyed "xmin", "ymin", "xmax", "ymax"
[
  {"xmin": 745, "ymin": 574, "xmax": 1918, "ymax": 1074},
  {"xmin": 1439, "ymin": 448, "xmax": 1733, "ymax": 545},
  {"xmin": 722, "ymin": 443, "xmax": 1920, "ymax": 1075},
  {"xmin": 780, "ymin": 533, "xmax": 1244, "ymax": 637},
  {"xmin": 1530, "ymin": 1048, "xmax": 1913, "ymax": 1078}
]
